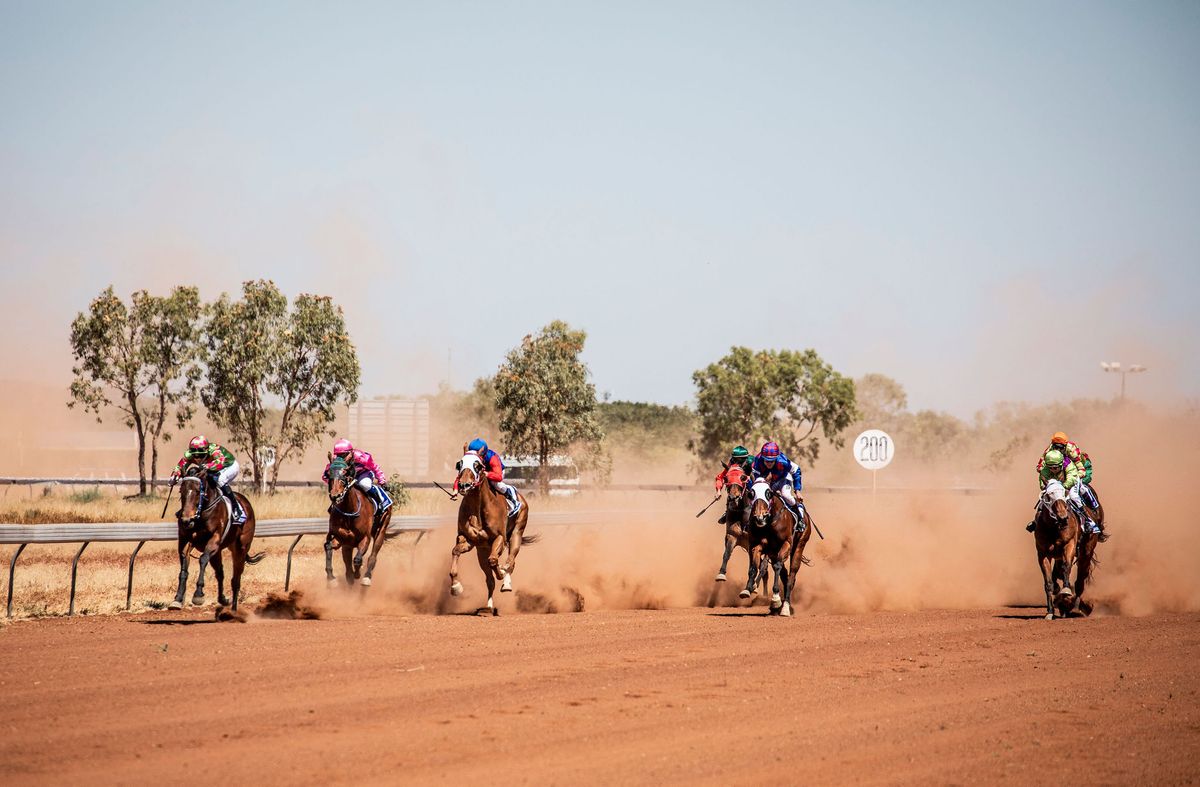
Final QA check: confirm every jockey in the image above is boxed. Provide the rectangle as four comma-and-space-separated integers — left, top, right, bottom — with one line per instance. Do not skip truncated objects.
1026, 448, 1087, 532
323, 438, 392, 522
714, 445, 754, 525
460, 438, 522, 517
1038, 431, 1102, 513
750, 441, 805, 521
171, 436, 246, 525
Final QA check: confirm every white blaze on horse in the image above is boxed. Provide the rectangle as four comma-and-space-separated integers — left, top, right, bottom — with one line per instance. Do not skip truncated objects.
447, 451, 537, 615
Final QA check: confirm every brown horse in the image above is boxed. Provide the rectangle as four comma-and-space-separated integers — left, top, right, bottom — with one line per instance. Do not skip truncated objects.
740, 479, 813, 617
714, 465, 766, 591
1032, 480, 1081, 620
447, 451, 537, 614
324, 454, 391, 587
1072, 487, 1107, 616
170, 464, 264, 611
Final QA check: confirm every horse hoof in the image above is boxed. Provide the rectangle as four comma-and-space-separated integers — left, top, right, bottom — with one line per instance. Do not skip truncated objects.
770, 594, 782, 609
501, 575, 513, 592
738, 590, 752, 599
218, 596, 230, 607
327, 578, 338, 588
715, 573, 727, 582
450, 581, 464, 597
191, 595, 205, 606
360, 577, 372, 587
167, 600, 182, 610
781, 602, 792, 617
1045, 613, 1055, 620
1079, 599, 1094, 616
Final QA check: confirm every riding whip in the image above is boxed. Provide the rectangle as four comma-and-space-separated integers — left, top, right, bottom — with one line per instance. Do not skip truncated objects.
160, 478, 176, 519
433, 480, 458, 500
695, 493, 722, 518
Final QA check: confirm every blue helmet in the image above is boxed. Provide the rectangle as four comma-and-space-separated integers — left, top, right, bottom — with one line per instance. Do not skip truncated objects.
467, 438, 488, 454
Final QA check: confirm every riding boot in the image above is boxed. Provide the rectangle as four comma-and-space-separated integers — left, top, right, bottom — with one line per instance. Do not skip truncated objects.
369, 485, 392, 513
504, 486, 522, 517
222, 484, 246, 524
1025, 521, 1036, 532
717, 513, 728, 525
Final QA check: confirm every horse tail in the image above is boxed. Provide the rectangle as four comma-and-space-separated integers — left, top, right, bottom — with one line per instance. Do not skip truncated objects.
245, 551, 267, 565
520, 533, 541, 546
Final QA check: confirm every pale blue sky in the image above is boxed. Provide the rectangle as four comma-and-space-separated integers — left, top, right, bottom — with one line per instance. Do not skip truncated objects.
2, 1, 1197, 415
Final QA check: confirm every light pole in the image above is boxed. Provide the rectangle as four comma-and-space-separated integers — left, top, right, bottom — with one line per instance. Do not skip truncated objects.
1100, 362, 1147, 402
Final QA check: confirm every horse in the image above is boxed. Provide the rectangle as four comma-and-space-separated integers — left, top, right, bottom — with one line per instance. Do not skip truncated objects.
739, 478, 813, 616
1032, 480, 1082, 620
447, 451, 537, 614
324, 453, 391, 588
714, 465, 767, 592
1072, 485, 1107, 616
170, 464, 264, 611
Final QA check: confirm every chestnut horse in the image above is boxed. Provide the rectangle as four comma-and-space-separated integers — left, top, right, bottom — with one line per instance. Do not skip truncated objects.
448, 452, 537, 614
714, 464, 766, 591
739, 478, 813, 617
170, 464, 264, 611
1032, 480, 1082, 619
324, 454, 391, 587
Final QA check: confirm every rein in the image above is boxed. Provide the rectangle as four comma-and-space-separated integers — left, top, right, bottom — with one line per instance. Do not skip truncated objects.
329, 486, 364, 518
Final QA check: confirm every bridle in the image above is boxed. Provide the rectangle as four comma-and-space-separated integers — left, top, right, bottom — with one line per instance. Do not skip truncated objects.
456, 454, 484, 493
749, 480, 773, 528
179, 473, 221, 526
327, 460, 363, 517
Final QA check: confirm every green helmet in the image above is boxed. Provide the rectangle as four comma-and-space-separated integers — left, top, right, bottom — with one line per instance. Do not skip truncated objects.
1044, 449, 1064, 469
730, 445, 750, 462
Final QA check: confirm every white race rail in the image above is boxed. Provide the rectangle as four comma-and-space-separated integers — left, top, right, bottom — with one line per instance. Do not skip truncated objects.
0, 512, 607, 617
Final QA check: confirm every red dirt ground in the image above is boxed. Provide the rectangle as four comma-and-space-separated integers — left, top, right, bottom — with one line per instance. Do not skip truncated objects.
1, 607, 1197, 785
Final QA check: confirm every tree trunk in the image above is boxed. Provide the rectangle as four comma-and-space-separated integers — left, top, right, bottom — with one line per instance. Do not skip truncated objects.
270, 455, 282, 496
538, 433, 550, 497
129, 394, 147, 496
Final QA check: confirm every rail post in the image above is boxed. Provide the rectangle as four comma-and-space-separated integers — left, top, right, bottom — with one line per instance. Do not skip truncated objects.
68, 541, 90, 616
284, 534, 304, 591
125, 540, 146, 611
7, 543, 27, 618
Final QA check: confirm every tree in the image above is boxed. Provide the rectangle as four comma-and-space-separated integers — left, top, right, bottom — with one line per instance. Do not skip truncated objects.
854, 373, 908, 427
138, 287, 204, 487
202, 281, 360, 492
691, 347, 857, 466
493, 321, 603, 495
68, 286, 203, 496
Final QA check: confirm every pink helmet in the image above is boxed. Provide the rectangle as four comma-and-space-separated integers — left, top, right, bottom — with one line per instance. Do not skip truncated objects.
333, 438, 354, 455
188, 436, 210, 452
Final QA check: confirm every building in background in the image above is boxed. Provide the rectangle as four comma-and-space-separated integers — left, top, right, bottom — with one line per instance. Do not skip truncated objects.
347, 397, 431, 479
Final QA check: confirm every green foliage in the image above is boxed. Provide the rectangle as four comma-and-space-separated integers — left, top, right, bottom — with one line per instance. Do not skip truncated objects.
597, 401, 697, 457
68, 286, 203, 494
202, 280, 360, 492
68, 487, 104, 504
691, 347, 857, 466
383, 473, 411, 508
493, 321, 603, 494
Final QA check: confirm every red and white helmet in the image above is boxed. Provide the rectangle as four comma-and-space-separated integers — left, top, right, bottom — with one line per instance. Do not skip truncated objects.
188, 436, 210, 452
333, 438, 354, 455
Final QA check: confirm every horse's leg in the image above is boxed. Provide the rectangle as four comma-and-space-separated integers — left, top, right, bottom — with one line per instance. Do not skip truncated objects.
341, 544, 355, 585
170, 534, 189, 610
352, 529, 370, 581
476, 550, 498, 615
741, 543, 761, 599
1057, 538, 1079, 614
230, 546, 246, 611
1074, 539, 1094, 616
501, 512, 528, 592
192, 545, 211, 606
486, 532, 507, 581
324, 534, 337, 585
449, 534, 473, 596
1039, 553, 1055, 620
211, 546, 228, 607
769, 554, 784, 613
362, 527, 387, 588
717, 530, 736, 581
777, 550, 792, 617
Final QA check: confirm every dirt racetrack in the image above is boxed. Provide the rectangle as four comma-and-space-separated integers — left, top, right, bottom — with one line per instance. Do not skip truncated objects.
1, 606, 1197, 785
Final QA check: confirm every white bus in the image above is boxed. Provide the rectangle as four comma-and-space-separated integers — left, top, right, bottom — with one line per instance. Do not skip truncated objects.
500, 455, 580, 496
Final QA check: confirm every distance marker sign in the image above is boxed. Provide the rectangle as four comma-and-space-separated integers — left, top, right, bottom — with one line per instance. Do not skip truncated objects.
854, 429, 894, 471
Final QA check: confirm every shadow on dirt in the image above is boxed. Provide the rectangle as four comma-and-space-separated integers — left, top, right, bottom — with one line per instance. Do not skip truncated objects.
140, 618, 217, 626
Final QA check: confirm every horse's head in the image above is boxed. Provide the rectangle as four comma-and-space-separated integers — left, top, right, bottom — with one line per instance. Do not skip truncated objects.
724, 466, 748, 508
1041, 480, 1069, 521
327, 453, 352, 503
455, 452, 486, 493
749, 478, 772, 528
178, 463, 207, 523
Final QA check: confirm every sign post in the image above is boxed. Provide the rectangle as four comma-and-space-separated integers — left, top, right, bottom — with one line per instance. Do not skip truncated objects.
853, 429, 895, 503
